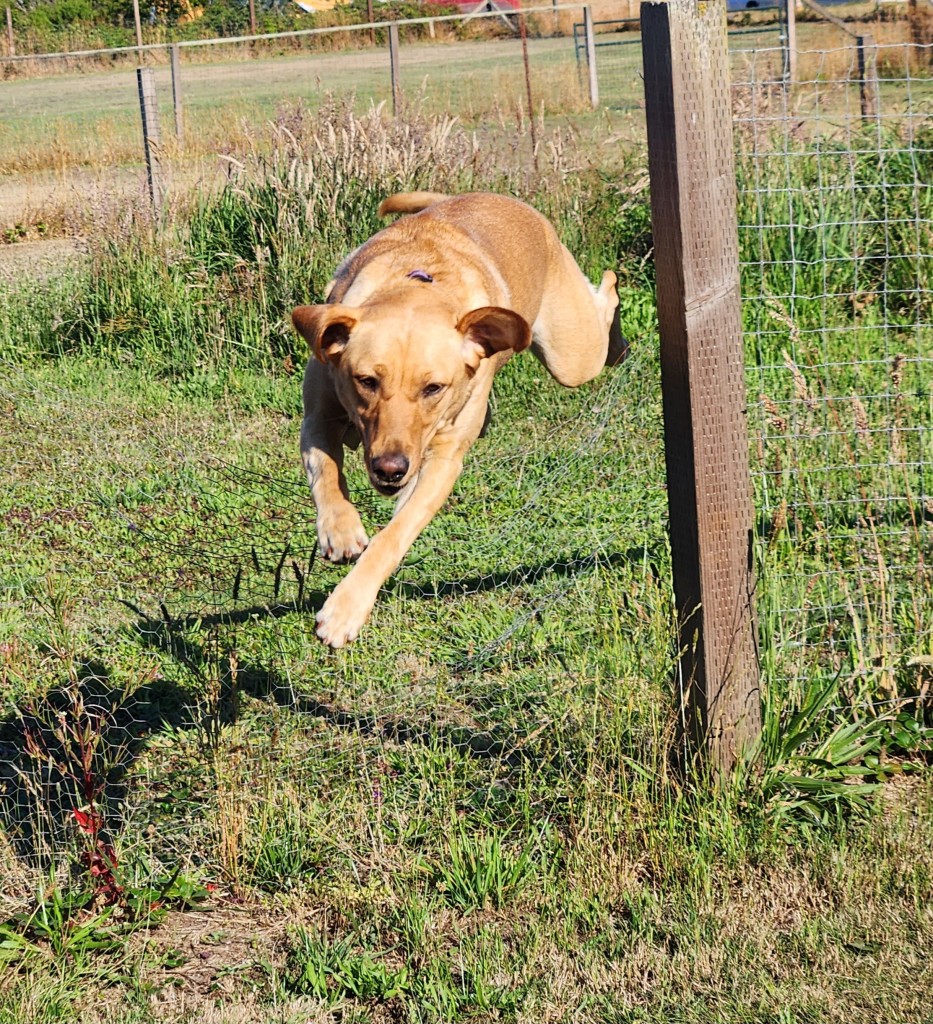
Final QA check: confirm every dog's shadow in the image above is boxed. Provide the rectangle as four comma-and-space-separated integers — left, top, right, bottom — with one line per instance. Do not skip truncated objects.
392, 548, 651, 601
127, 597, 535, 766
1, 546, 658, 866
0, 665, 196, 864
128, 544, 658, 749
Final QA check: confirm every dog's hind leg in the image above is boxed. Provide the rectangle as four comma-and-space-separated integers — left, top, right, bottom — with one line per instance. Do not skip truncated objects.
531, 246, 622, 387
603, 272, 629, 367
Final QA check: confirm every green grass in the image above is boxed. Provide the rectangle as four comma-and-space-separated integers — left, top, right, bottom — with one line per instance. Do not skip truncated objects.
0, 100, 931, 1022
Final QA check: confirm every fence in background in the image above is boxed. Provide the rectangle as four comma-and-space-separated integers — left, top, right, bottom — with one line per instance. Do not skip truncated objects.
4, 2, 921, 183
0, 5, 602, 188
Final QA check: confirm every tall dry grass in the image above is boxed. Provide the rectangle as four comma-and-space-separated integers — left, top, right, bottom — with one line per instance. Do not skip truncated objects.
7, 97, 642, 373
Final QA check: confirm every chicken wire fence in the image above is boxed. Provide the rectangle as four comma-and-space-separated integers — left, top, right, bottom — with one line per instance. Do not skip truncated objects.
0, 348, 661, 869
2, 11, 932, 878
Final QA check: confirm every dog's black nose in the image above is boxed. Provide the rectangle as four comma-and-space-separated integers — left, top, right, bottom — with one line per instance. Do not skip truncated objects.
371, 454, 409, 484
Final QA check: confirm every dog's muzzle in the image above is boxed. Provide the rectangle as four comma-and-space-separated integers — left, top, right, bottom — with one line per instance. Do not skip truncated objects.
370, 453, 410, 494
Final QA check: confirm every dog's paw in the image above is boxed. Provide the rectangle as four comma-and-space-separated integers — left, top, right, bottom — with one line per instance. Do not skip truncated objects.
315, 581, 374, 648
316, 506, 369, 563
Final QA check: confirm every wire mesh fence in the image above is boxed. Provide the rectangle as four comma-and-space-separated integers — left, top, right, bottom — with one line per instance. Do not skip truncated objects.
733, 38, 933, 712
1, 62, 146, 176
0, 11, 593, 190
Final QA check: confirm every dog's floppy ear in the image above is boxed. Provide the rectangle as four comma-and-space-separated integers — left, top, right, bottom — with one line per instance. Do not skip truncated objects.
292, 304, 360, 364
456, 307, 532, 370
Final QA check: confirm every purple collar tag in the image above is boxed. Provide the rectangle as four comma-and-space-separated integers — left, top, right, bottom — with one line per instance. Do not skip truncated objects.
406, 269, 434, 283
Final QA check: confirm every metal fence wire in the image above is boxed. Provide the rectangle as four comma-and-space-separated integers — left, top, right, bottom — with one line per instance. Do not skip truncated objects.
732, 39, 933, 707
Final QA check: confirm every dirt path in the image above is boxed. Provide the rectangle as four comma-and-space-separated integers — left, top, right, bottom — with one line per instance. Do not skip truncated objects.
0, 236, 86, 279
0, 162, 154, 223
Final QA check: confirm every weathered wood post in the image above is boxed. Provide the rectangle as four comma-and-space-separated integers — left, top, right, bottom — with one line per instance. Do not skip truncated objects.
5, 7, 14, 58
136, 67, 164, 214
132, 0, 143, 57
170, 43, 184, 145
856, 33, 879, 121
583, 6, 599, 108
388, 22, 400, 115
518, 10, 538, 160
641, 0, 761, 775
783, 0, 797, 85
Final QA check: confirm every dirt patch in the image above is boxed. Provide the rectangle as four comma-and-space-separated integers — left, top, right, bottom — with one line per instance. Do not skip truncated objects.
0, 163, 223, 280
0, 237, 86, 281
0, 168, 139, 227
88, 902, 291, 1023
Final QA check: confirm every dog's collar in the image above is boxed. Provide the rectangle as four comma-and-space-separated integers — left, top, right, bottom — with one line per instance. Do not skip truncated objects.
406, 269, 434, 283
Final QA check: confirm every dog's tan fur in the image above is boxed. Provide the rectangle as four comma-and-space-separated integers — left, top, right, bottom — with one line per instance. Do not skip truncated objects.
292, 191, 623, 647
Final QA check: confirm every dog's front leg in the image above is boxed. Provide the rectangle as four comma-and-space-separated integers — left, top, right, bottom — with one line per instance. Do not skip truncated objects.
301, 357, 370, 563
301, 416, 370, 564
315, 450, 464, 648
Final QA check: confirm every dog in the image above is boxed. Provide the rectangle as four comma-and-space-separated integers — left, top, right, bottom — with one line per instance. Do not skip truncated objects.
292, 191, 625, 647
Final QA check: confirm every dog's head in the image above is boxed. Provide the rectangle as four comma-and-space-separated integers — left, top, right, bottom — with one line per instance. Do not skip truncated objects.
293, 298, 531, 496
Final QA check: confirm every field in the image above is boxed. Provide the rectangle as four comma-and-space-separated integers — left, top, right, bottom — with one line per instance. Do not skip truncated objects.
1, 13, 933, 1024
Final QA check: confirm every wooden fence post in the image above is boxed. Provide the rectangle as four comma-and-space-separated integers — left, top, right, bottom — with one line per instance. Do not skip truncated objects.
583, 6, 599, 108
518, 11, 538, 160
132, 0, 143, 56
5, 7, 13, 58
136, 67, 164, 214
388, 22, 400, 115
857, 33, 879, 121
783, 0, 797, 85
640, 0, 761, 776
170, 43, 184, 145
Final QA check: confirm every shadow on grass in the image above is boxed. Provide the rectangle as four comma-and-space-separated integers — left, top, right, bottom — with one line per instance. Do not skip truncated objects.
128, 601, 526, 766
125, 545, 661, 630
122, 546, 659, 769
391, 548, 656, 600
0, 666, 197, 864
0, 545, 660, 865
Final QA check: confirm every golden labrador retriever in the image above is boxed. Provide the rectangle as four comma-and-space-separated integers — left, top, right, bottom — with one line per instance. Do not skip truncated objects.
292, 191, 624, 647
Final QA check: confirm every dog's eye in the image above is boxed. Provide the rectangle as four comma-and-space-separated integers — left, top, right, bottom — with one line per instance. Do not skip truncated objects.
422, 383, 445, 398
356, 376, 379, 393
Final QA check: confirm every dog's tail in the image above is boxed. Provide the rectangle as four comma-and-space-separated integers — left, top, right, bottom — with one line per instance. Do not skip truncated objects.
378, 191, 449, 218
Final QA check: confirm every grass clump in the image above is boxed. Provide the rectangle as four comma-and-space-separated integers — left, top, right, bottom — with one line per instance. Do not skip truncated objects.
14, 96, 653, 384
